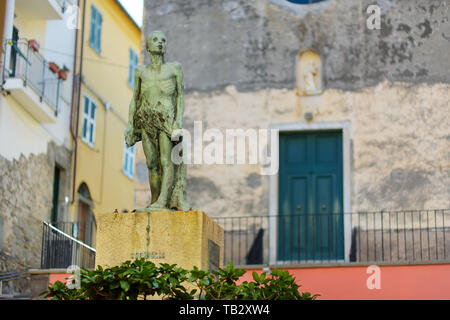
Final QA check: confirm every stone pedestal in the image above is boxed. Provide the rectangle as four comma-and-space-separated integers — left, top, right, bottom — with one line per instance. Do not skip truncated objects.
95, 211, 224, 271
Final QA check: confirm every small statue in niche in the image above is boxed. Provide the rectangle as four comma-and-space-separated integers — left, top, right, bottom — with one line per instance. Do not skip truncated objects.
303, 60, 319, 94
297, 50, 321, 96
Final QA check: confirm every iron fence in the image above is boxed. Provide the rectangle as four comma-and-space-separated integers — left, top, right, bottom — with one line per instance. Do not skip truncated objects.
0, 270, 30, 297
41, 222, 96, 269
2, 39, 62, 114
50, 220, 97, 248
214, 209, 450, 266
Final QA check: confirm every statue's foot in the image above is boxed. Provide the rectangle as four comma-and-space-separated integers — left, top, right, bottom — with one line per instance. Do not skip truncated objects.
134, 201, 170, 213
149, 200, 167, 209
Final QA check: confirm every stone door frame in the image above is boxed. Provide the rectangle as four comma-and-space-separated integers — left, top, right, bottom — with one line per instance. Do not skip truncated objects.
268, 121, 352, 265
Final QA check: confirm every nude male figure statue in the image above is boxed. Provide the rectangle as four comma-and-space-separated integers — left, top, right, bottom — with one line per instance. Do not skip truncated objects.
125, 30, 189, 212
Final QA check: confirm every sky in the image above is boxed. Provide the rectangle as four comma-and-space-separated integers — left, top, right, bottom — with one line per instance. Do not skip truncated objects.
118, 0, 144, 27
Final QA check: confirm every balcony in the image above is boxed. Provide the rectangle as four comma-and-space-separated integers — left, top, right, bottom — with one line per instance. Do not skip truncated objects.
2, 39, 63, 123
14, 0, 75, 20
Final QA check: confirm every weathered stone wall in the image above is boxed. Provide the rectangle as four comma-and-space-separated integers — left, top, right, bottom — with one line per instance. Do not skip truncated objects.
144, 0, 450, 92
178, 81, 448, 216
0, 142, 71, 294
138, 0, 450, 217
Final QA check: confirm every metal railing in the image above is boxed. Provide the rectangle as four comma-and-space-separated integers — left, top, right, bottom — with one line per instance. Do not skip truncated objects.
2, 39, 62, 114
214, 209, 450, 266
41, 222, 96, 269
0, 270, 30, 297
50, 220, 97, 248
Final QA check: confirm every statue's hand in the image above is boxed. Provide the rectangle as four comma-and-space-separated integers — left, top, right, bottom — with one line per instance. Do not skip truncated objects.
125, 126, 135, 147
172, 121, 182, 132
171, 122, 183, 141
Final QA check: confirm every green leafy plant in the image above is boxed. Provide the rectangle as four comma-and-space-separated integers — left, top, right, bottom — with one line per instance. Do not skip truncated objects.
42, 259, 318, 300
190, 261, 319, 300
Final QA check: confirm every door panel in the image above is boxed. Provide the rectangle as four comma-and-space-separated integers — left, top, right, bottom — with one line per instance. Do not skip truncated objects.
286, 136, 308, 164
314, 174, 334, 259
278, 175, 309, 260
278, 131, 344, 261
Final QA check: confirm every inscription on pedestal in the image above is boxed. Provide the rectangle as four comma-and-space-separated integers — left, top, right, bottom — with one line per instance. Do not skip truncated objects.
131, 251, 166, 260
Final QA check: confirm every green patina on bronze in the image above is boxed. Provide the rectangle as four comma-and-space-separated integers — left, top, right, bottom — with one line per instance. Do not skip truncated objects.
125, 31, 189, 212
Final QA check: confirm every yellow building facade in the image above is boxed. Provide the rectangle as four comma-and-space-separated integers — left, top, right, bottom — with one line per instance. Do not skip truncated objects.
70, 0, 141, 243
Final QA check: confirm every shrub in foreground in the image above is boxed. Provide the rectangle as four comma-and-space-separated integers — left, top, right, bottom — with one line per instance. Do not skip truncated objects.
42, 259, 318, 300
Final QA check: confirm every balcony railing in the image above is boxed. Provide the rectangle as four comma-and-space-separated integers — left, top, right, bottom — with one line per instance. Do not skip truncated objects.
214, 209, 450, 267
41, 222, 96, 269
2, 39, 62, 115
50, 220, 97, 248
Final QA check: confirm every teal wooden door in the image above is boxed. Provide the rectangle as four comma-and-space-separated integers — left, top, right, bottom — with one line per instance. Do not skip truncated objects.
278, 131, 344, 261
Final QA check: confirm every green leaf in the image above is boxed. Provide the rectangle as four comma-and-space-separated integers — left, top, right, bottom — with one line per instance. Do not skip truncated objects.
110, 282, 120, 290
120, 280, 130, 292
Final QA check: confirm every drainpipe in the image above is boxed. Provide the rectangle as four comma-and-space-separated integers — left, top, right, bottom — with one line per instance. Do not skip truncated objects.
70, 0, 86, 204
2, 0, 15, 75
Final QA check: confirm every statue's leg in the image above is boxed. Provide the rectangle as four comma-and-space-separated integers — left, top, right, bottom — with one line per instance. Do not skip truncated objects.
151, 131, 174, 209
141, 130, 161, 205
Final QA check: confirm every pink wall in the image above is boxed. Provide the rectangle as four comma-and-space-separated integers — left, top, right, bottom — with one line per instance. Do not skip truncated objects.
241, 264, 450, 300
49, 273, 70, 285
47, 264, 450, 300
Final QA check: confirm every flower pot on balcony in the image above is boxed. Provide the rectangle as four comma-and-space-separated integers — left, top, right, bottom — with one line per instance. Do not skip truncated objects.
28, 39, 40, 52
49, 62, 59, 73
58, 70, 68, 81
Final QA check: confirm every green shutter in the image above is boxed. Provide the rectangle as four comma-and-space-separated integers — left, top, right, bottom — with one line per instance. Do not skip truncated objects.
96, 11, 102, 53
129, 49, 138, 88
129, 49, 134, 87
89, 5, 102, 53
89, 5, 96, 48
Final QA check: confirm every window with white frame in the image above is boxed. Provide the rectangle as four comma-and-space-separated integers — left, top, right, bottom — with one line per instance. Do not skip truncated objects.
81, 95, 97, 147
128, 48, 138, 89
123, 144, 135, 179
89, 4, 103, 54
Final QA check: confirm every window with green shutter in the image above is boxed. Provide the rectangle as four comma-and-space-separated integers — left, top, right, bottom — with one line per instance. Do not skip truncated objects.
123, 143, 135, 179
81, 95, 97, 147
128, 48, 138, 89
89, 5, 103, 54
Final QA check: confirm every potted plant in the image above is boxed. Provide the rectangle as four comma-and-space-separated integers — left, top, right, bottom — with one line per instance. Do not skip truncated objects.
28, 39, 40, 52
49, 62, 59, 73
58, 65, 70, 81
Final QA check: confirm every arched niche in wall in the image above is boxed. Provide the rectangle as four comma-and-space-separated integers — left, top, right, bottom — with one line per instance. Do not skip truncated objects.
296, 50, 322, 96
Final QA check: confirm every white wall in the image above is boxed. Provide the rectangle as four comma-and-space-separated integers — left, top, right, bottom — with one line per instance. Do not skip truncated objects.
0, 95, 51, 160
41, 14, 77, 150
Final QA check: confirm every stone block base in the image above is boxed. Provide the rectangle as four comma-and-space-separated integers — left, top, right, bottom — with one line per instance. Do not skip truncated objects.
95, 211, 224, 271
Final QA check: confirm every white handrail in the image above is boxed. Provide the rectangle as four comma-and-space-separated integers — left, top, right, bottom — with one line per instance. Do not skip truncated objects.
44, 221, 96, 252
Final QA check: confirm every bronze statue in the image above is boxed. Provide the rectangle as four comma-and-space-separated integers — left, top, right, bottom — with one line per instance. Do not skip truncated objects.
125, 31, 189, 212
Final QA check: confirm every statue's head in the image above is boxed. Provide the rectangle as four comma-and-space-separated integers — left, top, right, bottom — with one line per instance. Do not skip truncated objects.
146, 30, 167, 55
